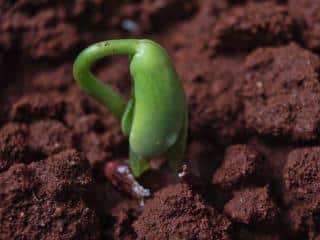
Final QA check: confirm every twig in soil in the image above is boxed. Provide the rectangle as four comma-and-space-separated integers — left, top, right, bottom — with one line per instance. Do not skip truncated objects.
104, 160, 150, 200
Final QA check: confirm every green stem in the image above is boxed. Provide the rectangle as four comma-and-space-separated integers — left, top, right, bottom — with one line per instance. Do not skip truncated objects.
73, 39, 139, 120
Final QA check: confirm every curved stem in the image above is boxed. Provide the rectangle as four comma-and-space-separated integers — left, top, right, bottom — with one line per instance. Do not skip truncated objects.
73, 39, 139, 120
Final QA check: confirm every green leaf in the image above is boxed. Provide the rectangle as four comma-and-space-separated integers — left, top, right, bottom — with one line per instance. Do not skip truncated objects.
121, 99, 134, 136
129, 148, 150, 177
167, 109, 188, 174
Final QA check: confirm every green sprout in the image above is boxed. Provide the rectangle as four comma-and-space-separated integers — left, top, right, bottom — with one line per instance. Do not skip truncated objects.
73, 39, 187, 177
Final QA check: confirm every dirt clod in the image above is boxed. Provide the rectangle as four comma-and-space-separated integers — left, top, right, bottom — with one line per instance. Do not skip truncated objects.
133, 183, 232, 240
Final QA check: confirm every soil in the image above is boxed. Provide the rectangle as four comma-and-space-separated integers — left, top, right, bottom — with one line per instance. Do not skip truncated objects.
1, 0, 320, 239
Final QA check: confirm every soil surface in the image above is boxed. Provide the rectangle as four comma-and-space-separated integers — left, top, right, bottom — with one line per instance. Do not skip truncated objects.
1, 0, 320, 239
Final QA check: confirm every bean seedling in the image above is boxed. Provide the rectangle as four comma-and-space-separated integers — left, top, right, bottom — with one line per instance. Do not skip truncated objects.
73, 39, 187, 177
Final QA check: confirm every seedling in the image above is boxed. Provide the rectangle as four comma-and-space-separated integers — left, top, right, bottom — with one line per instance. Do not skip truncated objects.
73, 39, 187, 177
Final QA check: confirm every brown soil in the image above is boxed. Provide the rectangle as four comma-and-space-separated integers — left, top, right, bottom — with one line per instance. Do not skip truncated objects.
1, 0, 320, 239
